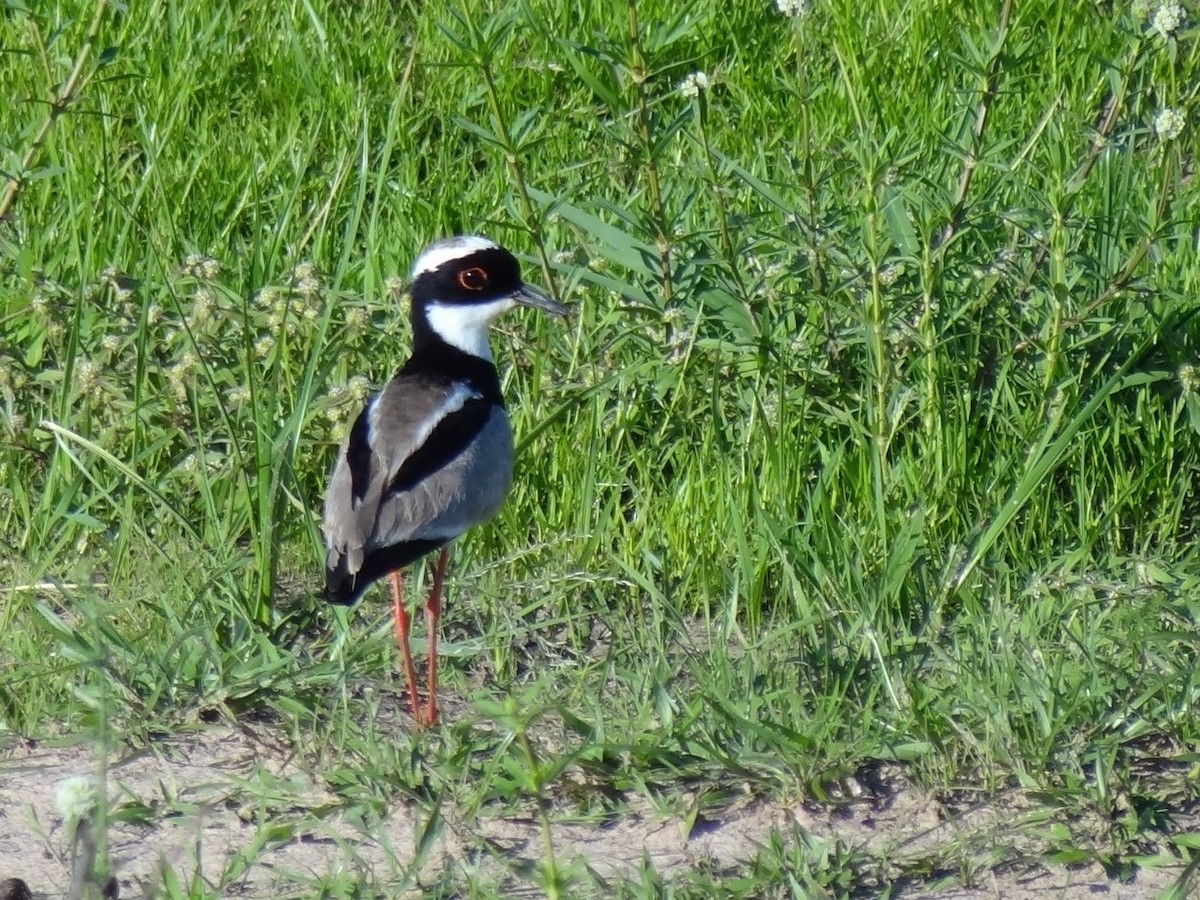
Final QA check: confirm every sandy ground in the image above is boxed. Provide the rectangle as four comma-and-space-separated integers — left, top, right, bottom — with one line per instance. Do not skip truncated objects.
0, 725, 1192, 898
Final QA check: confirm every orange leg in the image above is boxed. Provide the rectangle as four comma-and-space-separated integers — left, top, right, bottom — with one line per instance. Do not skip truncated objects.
423, 547, 450, 726
389, 570, 423, 725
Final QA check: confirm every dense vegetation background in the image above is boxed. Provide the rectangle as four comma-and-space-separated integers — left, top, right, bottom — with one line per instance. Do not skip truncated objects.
1, 0, 1198, 894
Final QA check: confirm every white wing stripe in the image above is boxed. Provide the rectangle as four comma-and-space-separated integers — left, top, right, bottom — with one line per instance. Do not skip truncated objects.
368, 383, 483, 479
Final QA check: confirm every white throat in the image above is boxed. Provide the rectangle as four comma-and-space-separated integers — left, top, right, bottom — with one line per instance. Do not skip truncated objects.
425, 299, 514, 360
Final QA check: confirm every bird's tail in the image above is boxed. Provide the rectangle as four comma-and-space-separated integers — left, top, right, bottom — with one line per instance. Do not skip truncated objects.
323, 558, 365, 605
322, 538, 448, 605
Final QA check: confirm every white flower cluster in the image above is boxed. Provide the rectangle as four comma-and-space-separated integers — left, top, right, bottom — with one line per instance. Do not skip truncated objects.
293, 261, 322, 300
189, 286, 215, 329
1154, 106, 1185, 141
776, 0, 811, 17
73, 358, 100, 392
1152, 1, 1187, 36
344, 306, 370, 333
181, 253, 222, 280
227, 384, 252, 408
324, 375, 373, 424
678, 71, 711, 99
55, 774, 99, 824
1180, 363, 1199, 395
168, 349, 199, 401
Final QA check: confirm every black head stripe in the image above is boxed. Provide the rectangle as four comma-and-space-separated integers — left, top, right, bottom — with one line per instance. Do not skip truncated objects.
410, 247, 522, 306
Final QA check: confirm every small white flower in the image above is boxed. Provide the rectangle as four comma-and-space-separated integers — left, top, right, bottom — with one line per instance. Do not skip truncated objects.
30, 292, 50, 316
293, 261, 318, 282
227, 385, 251, 407
985, 248, 1017, 277
384, 275, 405, 296
678, 71, 711, 99
1180, 363, 1199, 395
73, 359, 99, 392
324, 377, 371, 424
56, 774, 99, 824
168, 372, 187, 403
181, 252, 220, 278
776, 0, 811, 17
344, 307, 369, 332
667, 328, 693, 364
667, 345, 689, 365
295, 276, 321, 299
200, 257, 222, 280
1154, 106, 1185, 141
1152, 1, 1186, 36
348, 375, 371, 405
255, 335, 275, 359
190, 287, 214, 328
146, 304, 164, 326
551, 250, 575, 265
878, 264, 899, 287
101, 334, 122, 354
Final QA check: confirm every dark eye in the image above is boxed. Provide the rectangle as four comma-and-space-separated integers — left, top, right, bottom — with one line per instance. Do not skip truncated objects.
457, 267, 489, 291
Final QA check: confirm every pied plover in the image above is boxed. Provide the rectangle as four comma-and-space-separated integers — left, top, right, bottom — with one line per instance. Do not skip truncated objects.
322, 235, 569, 726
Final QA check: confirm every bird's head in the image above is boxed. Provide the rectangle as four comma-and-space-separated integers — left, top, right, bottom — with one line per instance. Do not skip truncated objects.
408, 236, 569, 360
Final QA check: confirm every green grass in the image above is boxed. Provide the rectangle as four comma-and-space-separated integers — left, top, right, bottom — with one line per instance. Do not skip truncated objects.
2, 0, 1199, 896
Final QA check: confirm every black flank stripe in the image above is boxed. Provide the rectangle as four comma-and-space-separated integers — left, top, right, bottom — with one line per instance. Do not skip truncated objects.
385, 397, 495, 496
346, 404, 374, 504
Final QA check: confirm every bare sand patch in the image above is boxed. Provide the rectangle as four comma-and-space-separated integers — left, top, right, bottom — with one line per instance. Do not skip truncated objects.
0, 728, 1190, 898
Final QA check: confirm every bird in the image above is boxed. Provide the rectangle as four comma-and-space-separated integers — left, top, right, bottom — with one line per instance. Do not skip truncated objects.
321, 235, 569, 727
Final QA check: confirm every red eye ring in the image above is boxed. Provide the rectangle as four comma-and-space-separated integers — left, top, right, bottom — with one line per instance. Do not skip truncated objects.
457, 266, 489, 291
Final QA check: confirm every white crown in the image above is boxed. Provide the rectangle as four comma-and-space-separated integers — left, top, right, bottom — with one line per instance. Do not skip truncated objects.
411, 235, 500, 278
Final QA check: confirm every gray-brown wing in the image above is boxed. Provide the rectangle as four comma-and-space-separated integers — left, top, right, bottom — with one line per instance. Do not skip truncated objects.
322, 375, 513, 602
